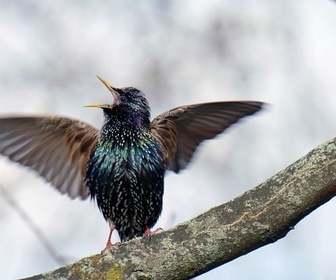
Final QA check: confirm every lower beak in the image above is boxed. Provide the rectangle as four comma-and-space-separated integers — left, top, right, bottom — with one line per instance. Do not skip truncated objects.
84, 104, 105, 108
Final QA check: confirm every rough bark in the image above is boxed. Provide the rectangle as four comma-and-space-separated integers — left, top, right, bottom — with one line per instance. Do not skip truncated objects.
22, 137, 336, 280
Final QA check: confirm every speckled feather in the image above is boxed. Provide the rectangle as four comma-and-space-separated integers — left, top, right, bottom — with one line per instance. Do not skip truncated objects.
0, 77, 263, 244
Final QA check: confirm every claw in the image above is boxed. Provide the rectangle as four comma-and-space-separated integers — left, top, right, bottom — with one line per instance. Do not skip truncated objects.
101, 240, 120, 254
144, 226, 163, 237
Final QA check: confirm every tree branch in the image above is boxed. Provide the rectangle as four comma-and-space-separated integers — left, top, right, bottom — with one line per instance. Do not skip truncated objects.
23, 137, 336, 280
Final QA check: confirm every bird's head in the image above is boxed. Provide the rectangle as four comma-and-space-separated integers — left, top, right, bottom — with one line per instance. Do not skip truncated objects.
86, 76, 151, 126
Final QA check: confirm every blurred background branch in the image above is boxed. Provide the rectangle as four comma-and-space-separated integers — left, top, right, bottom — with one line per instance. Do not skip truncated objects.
0, 185, 68, 266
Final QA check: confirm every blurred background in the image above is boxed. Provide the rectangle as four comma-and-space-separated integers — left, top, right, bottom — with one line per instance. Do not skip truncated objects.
0, 0, 336, 279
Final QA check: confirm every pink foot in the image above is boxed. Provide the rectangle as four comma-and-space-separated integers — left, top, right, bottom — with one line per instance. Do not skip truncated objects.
101, 221, 120, 254
144, 226, 163, 237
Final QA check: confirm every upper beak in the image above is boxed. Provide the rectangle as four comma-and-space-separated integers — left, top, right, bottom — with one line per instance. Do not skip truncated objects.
96, 75, 121, 105
84, 76, 121, 108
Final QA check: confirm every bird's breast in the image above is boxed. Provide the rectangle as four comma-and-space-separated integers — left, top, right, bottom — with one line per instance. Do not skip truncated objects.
85, 129, 165, 200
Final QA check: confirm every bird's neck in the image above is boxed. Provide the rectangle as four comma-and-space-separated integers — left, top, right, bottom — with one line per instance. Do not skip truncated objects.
104, 107, 150, 130
104, 113, 150, 133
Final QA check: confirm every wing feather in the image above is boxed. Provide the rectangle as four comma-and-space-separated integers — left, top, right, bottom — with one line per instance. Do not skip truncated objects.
0, 116, 99, 199
151, 101, 263, 172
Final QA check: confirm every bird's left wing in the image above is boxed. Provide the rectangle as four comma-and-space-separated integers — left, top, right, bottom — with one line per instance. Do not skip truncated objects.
150, 101, 263, 173
0, 116, 99, 199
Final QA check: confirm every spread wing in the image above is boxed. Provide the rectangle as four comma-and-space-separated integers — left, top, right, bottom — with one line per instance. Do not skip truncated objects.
0, 116, 99, 199
150, 101, 263, 173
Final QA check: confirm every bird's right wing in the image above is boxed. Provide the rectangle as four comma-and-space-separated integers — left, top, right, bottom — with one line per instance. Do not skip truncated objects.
0, 116, 99, 199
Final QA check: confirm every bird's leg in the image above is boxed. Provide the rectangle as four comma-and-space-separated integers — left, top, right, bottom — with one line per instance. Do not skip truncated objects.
101, 221, 120, 254
143, 225, 163, 237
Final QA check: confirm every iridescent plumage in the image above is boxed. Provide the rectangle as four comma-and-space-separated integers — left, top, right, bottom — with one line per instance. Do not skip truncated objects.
86, 87, 165, 241
0, 76, 263, 250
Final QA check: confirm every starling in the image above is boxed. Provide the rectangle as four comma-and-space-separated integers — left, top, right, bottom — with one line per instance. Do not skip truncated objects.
0, 76, 263, 252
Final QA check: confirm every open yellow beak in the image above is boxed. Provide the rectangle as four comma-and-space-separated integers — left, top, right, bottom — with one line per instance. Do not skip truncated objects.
85, 76, 121, 108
